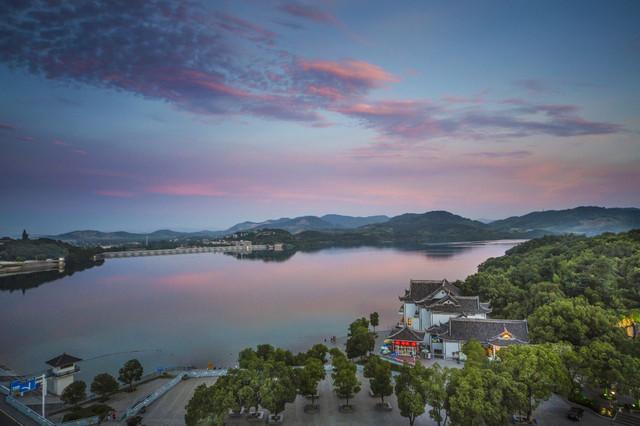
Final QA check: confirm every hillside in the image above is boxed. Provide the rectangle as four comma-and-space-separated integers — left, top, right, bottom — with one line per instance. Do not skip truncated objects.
50, 229, 223, 245
294, 211, 527, 248
0, 237, 103, 267
488, 206, 640, 236
462, 229, 640, 319
47, 206, 639, 246
225, 214, 389, 234
49, 214, 390, 244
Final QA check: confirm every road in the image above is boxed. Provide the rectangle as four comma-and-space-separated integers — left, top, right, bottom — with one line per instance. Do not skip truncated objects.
0, 398, 37, 426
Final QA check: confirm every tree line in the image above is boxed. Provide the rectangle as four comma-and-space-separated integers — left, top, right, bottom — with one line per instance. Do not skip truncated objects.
462, 230, 640, 412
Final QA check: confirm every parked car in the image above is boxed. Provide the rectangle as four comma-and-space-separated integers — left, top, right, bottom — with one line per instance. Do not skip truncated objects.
567, 407, 584, 421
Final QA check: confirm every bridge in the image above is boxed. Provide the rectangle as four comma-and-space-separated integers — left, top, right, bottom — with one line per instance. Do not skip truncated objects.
95, 244, 269, 260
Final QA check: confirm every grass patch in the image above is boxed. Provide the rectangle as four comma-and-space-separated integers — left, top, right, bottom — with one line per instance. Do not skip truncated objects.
62, 404, 113, 422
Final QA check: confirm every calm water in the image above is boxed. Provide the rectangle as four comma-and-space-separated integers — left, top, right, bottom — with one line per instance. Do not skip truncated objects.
0, 241, 519, 381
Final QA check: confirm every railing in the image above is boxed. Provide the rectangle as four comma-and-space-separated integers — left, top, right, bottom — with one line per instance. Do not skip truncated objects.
58, 415, 100, 426
5, 395, 56, 426
121, 369, 231, 420
123, 374, 184, 420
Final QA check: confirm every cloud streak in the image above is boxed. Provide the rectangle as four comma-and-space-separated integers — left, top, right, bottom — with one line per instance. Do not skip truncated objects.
333, 98, 622, 141
278, 2, 338, 25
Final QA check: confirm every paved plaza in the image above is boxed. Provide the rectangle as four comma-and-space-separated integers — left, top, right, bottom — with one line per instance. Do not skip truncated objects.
137, 371, 610, 426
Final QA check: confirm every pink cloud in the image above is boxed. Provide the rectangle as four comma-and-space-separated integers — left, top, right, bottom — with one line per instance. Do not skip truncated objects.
298, 59, 398, 89
0, 122, 15, 131
53, 139, 70, 146
148, 183, 226, 197
278, 2, 338, 25
17, 135, 34, 142
96, 190, 135, 198
306, 85, 344, 100
72, 149, 88, 155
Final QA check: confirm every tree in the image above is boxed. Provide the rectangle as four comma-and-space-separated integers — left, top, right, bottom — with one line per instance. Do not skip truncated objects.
528, 297, 616, 346
395, 365, 426, 426
185, 381, 234, 426
370, 312, 380, 334
21, 229, 29, 240
578, 340, 626, 395
397, 386, 425, 426
446, 366, 525, 426
61, 381, 86, 406
363, 356, 393, 406
331, 354, 360, 408
259, 362, 297, 420
498, 344, 569, 421
238, 347, 261, 369
423, 364, 449, 426
118, 359, 143, 391
346, 319, 375, 360
306, 343, 329, 364
91, 373, 119, 401
296, 357, 326, 408
462, 339, 486, 367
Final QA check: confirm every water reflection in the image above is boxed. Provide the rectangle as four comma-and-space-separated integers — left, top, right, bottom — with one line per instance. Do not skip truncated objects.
0, 242, 519, 381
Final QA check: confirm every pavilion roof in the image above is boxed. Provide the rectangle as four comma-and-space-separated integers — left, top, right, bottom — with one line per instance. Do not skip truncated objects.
45, 353, 82, 367
436, 318, 529, 346
387, 327, 425, 342
400, 279, 460, 302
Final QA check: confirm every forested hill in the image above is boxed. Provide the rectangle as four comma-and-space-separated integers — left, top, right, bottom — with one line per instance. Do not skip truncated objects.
461, 230, 640, 405
462, 230, 640, 320
488, 206, 640, 236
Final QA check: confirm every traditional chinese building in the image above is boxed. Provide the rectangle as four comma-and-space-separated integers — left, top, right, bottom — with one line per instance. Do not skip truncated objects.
45, 353, 82, 396
387, 279, 528, 360
387, 327, 425, 357
427, 317, 529, 359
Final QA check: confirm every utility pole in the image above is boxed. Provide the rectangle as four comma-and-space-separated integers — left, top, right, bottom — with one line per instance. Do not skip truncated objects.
39, 373, 47, 418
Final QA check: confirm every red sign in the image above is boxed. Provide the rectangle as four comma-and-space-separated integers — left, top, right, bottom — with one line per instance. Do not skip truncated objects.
394, 340, 417, 347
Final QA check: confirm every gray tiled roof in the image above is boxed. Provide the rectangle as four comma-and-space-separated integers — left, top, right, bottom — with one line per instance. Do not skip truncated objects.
387, 327, 426, 342
425, 295, 486, 314
46, 353, 82, 367
400, 279, 460, 302
437, 318, 529, 345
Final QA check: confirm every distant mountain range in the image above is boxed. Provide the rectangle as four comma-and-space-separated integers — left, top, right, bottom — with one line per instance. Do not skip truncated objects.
488, 206, 640, 236
46, 207, 640, 245
48, 214, 390, 244
225, 214, 389, 234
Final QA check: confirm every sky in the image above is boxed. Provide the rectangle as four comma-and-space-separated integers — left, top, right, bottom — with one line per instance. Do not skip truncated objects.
1, 0, 639, 235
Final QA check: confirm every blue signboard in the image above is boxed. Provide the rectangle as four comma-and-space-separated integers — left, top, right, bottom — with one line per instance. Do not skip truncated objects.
10, 378, 38, 394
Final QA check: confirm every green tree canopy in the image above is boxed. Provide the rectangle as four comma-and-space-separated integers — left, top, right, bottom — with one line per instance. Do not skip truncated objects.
346, 318, 375, 360
118, 359, 143, 391
363, 356, 393, 406
461, 339, 486, 368
296, 357, 326, 407
528, 297, 617, 346
90, 373, 118, 400
184, 380, 234, 426
497, 344, 570, 420
331, 354, 360, 407
61, 381, 86, 406
423, 364, 450, 426
369, 312, 380, 333
395, 364, 427, 426
446, 366, 525, 426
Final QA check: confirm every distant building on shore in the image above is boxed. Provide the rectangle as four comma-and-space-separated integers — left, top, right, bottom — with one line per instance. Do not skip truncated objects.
387, 279, 528, 360
45, 353, 82, 396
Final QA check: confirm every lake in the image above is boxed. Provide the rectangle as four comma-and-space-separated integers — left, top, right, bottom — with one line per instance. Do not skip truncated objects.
0, 241, 520, 382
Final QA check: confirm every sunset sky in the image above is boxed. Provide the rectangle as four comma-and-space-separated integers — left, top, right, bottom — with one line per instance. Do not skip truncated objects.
1, 0, 639, 235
